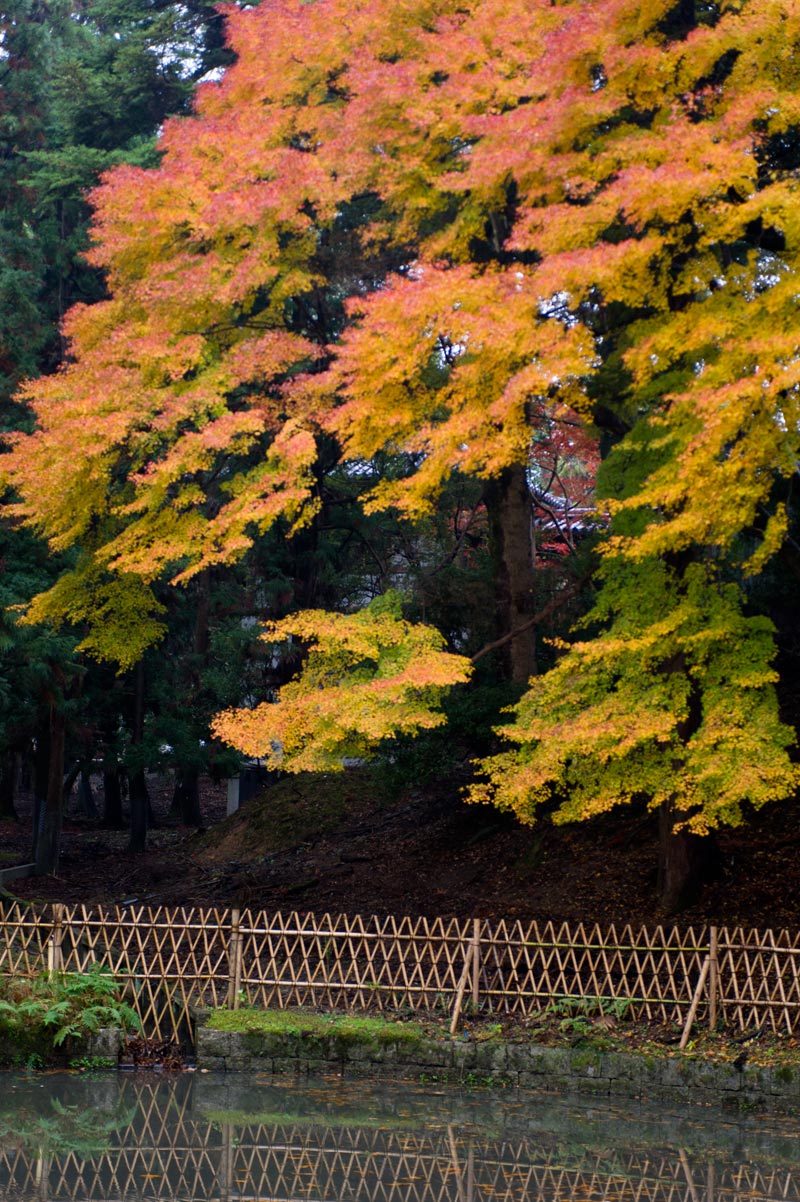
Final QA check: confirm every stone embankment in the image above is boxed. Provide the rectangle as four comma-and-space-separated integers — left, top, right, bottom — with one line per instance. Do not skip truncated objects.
195, 1017, 800, 1113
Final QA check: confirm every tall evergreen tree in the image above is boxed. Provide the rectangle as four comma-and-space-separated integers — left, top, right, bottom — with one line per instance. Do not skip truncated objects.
0, 0, 234, 866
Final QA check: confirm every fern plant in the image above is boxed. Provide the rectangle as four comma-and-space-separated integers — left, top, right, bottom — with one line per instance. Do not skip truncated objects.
0, 964, 140, 1063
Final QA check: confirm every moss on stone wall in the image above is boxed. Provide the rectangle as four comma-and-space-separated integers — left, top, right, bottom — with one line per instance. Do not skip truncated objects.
196, 1008, 800, 1115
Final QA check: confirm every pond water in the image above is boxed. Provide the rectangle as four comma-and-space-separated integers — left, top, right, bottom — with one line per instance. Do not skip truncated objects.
0, 1071, 796, 1202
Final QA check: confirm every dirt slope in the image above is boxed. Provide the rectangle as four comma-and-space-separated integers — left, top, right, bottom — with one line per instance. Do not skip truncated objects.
4, 768, 800, 931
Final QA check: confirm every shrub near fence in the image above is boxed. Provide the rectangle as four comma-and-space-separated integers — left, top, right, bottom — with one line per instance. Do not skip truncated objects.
0, 903, 800, 1045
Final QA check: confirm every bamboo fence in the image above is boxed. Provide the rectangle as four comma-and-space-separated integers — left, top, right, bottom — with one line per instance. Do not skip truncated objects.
2, 902, 800, 1045
0, 1078, 796, 1202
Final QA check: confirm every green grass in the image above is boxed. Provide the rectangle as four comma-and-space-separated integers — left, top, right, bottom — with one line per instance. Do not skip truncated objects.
207, 1007, 427, 1046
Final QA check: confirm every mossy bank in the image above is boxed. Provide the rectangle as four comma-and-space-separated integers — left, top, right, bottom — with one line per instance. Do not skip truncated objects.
196, 1009, 800, 1114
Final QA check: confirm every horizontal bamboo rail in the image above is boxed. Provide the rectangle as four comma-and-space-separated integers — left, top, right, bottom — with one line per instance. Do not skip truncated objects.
1, 902, 800, 1045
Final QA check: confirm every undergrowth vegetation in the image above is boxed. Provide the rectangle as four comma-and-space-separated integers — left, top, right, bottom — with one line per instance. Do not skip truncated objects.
0, 964, 139, 1067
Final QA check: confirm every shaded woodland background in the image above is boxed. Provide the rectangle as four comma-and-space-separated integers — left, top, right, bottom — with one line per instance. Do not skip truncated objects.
4, 764, 800, 932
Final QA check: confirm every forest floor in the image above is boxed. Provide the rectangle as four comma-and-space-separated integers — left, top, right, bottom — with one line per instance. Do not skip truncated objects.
3, 765, 800, 931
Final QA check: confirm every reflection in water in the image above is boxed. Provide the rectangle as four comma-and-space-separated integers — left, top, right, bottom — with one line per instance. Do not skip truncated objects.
0, 1072, 796, 1202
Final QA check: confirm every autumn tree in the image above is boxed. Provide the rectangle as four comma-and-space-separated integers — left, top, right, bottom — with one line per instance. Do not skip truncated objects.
5, 0, 800, 905
2, 0, 593, 675
450, 0, 800, 907
213, 592, 472, 770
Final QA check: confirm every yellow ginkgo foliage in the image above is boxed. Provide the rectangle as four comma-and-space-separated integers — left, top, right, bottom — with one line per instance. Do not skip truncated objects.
212, 593, 472, 772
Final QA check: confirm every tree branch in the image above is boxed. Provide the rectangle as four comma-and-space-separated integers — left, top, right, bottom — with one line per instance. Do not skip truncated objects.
470, 580, 585, 664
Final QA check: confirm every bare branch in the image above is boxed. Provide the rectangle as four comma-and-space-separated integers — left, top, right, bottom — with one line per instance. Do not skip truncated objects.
470, 580, 585, 664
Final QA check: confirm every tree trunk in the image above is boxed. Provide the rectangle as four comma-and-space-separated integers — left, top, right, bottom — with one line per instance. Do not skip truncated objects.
127, 661, 149, 853
34, 706, 65, 876
172, 572, 210, 830
31, 718, 51, 860
147, 794, 159, 830
0, 750, 17, 820
174, 769, 203, 828
78, 768, 99, 819
62, 759, 81, 812
128, 769, 149, 853
102, 762, 124, 828
657, 800, 718, 914
484, 462, 537, 684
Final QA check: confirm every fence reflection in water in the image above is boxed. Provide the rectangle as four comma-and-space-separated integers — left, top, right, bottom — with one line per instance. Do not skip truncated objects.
0, 1075, 797, 1202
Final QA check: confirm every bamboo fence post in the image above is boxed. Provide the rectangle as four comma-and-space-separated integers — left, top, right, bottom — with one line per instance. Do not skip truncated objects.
471, 918, 481, 1012
708, 926, 718, 1032
47, 904, 63, 976
466, 1142, 475, 1202
227, 909, 242, 1008
218, 1122, 233, 1202
447, 1125, 467, 1202
35, 1153, 50, 1202
450, 937, 474, 1036
678, 1147, 700, 1202
680, 954, 711, 1049
234, 914, 244, 1008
